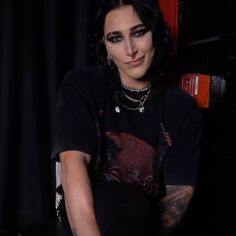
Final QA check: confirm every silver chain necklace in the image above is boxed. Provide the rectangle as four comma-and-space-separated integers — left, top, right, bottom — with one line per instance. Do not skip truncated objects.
115, 88, 151, 113
120, 83, 151, 92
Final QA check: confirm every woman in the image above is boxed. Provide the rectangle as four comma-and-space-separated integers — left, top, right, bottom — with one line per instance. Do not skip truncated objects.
51, 0, 203, 235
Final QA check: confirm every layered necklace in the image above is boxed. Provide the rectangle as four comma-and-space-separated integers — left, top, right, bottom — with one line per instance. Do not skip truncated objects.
115, 83, 151, 113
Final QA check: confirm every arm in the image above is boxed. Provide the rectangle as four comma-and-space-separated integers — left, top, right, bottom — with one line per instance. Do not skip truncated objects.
60, 150, 101, 236
156, 185, 194, 235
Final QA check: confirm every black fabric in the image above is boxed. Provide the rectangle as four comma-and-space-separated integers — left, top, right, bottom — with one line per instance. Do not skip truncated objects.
51, 66, 104, 162
0, 0, 93, 230
52, 65, 203, 190
162, 88, 203, 185
0, 1, 234, 235
93, 180, 153, 236
51, 65, 203, 234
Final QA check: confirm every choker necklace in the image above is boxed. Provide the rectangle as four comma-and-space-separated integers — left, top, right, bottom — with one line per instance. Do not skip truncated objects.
121, 83, 151, 92
115, 87, 151, 113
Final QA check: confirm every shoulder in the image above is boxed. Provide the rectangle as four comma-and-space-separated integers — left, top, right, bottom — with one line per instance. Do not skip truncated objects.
162, 86, 199, 120
59, 64, 105, 98
165, 86, 197, 109
162, 86, 202, 138
62, 64, 104, 88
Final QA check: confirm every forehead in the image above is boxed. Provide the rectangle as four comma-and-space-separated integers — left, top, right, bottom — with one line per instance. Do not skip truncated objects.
104, 5, 142, 33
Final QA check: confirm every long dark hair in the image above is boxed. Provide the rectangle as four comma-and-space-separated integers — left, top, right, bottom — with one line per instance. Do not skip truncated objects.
93, 0, 171, 97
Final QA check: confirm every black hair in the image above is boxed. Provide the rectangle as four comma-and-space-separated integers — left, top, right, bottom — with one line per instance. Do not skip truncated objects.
93, 0, 171, 97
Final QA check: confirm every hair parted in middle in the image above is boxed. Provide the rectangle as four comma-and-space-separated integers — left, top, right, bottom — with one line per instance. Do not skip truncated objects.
93, 0, 171, 96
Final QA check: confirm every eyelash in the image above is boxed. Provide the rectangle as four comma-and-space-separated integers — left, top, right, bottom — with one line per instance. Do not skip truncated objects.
107, 29, 148, 43
132, 29, 148, 37
107, 35, 123, 43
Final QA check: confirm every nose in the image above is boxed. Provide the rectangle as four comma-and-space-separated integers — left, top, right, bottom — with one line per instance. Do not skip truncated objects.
125, 38, 137, 58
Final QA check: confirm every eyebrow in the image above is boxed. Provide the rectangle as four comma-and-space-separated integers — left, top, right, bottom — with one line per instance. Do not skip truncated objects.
106, 31, 120, 39
130, 24, 145, 31
105, 24, 146, 39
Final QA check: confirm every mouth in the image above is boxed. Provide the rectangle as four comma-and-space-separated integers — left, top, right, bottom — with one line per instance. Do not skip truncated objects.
126, 55, 145, 67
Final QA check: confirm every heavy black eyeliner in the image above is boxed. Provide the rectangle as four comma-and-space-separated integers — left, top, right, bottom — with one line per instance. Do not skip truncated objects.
106, 31, 121, 40
129, 23, 145, 31
132, 28, 149, 37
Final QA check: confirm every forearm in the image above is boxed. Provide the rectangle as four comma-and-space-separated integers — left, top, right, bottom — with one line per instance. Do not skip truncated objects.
156, 185, 194, 236
60, 151, 100, 236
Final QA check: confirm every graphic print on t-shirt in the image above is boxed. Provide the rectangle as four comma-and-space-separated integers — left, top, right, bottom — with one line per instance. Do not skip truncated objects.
103, 131, 160, 194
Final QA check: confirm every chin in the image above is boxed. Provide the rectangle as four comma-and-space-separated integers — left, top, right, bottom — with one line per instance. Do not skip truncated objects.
127, 67, 149, 80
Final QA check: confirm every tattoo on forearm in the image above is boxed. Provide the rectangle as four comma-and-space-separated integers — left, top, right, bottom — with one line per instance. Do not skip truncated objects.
158, 185, 194, 232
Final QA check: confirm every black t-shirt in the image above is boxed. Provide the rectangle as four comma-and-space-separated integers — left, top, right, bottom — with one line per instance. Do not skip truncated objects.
51, 65, 203, 195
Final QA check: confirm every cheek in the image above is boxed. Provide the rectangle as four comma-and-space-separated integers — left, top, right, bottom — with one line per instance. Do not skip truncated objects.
138, 35, 154, 52
109, 47, 123, 63
143, 39, 155, 63
106, 45, 122, 65
106, 44, 113, 55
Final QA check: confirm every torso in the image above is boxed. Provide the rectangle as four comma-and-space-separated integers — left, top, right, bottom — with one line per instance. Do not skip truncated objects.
99, 89, 165, 195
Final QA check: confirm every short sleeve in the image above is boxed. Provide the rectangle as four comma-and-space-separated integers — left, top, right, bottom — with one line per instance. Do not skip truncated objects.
51, 69, 99, 162
163, 92, 203, 186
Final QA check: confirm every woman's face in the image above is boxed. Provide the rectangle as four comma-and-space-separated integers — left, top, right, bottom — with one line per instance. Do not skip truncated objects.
104, 5, 155, 88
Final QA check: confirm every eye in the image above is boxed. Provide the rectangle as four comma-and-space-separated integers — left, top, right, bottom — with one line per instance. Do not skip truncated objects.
107, 35, 123, 43
132, 28, 149, 37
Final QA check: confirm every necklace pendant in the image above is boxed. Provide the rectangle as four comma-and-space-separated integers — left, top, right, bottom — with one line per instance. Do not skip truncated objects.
139, 107, 145, 113
115, 106, 121, 113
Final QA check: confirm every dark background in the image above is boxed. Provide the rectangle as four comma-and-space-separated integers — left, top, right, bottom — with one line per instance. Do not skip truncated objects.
0, 0, 235, 235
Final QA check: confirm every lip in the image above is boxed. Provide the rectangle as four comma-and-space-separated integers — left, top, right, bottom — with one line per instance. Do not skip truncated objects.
126, 55, 145, 67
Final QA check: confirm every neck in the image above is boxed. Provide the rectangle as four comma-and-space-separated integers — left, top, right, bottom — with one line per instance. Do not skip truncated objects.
121, 82, 151, 92
120, 79, 150, 91
121, 80, 150, 90
119, 69, 150, 90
